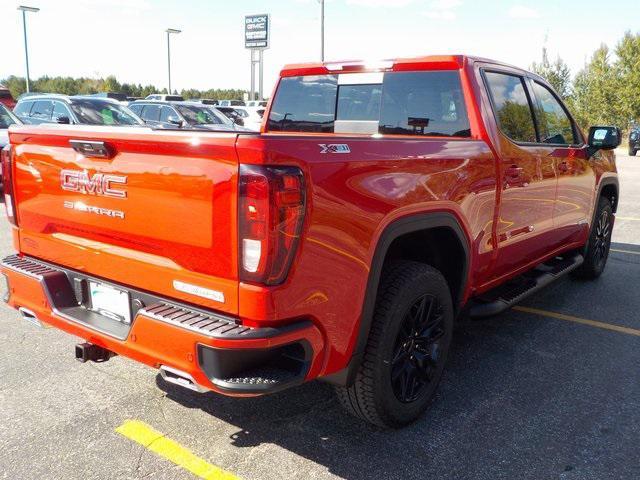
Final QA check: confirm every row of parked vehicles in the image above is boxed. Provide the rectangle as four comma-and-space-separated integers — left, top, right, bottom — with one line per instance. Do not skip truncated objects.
0, 87, 266, 132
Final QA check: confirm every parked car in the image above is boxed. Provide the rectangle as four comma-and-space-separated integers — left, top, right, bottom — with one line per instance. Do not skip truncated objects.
192, 99, 219, 106
246, 100, 267, 108
0, 86, 16, 109
13, 94, 143, 126
145, 94, 184, 101
215, 106, 246, 127
129, 100, 246, 131
218, 99, 245, 107
0, 103, 21, 193
231, 106, 265, 131
1, 55, 620, 428
629, 124, 640, 156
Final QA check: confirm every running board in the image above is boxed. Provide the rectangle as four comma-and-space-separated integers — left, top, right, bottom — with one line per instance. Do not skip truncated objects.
469, 253, 584, 318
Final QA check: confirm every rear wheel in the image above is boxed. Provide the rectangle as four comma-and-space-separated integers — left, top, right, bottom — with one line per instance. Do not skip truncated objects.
572, 196, 613, 279
335, 261, 453, 428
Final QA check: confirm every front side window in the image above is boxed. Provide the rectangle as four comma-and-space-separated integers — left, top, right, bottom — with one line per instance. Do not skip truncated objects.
141, 104, 161, 121
159, 106, 179, 123
484, 72, 537, 143
31, 100, 53, 120
129, 103, 143, 115
531, 82, 577, 145
268, 71, 471, 137
52, 102, 71, 121
176, 105, 223, 125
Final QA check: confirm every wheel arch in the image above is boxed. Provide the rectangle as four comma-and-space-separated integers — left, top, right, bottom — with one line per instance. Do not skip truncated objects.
323, 211, 471, 386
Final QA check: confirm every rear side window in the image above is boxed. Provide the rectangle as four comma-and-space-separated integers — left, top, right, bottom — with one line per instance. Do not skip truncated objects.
268, 71, 470, 137
484, 72, 536, 143
268, 75, 338, 133
32, 100, 53, 120
14, 101, 33, 117
531, 82, 577, 145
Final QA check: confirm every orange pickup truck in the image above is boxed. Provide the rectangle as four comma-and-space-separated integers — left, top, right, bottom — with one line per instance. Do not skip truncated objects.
1, 55, 621, 427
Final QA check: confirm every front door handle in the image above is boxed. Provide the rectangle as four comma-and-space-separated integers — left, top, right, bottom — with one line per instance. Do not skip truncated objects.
558, 161, 569, 173
505, 165, 524, 178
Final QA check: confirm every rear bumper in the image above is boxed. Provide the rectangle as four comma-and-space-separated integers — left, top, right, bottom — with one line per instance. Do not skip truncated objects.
1, 254, 325, 396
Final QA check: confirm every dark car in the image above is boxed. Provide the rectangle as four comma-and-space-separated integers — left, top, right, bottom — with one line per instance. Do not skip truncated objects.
0, 86, 16, 110
629, 124, 640, 156
215, 106, 246, 127
129, 100, 247, 131
0, 103, 22, 192
13, 94, 143, 126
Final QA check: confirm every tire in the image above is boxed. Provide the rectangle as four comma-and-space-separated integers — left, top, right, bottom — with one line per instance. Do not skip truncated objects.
629, 147, 637, 157
572, 196, 613, 280
335, 261, 454, 428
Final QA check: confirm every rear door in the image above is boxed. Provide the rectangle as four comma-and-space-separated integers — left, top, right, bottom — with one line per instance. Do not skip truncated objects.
10, 127, 241, 314
482, 70, 558, 280
528, 80, 594, 245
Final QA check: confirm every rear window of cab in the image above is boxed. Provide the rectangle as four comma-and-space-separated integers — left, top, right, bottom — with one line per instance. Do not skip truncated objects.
267, 71, 471, 137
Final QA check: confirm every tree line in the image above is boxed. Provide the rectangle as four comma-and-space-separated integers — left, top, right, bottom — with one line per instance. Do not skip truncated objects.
531, 31, 639, 132
0, 74, 246, 102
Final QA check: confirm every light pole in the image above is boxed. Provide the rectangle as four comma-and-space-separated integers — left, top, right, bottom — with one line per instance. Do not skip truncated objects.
318, 0, 325, 62
17, 5, 40, 93
165, 28, 181, 94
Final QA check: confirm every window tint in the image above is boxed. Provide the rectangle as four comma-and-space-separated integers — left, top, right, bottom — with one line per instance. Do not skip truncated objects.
268, 75, 338, 132
159, 106, 178, 123
69, 99, 141, 126
337, 84, 382, 121
176, 105, 223, 125
484, 72, 536, 143
379, 71, 470, 136
52, 102, 70, 121
268, 71, 470, 137
129, 103, 143, 115
31, 100, 53, 120
14, 101, 33, 117
531, 82, 576, 145
141, 104, 161, 121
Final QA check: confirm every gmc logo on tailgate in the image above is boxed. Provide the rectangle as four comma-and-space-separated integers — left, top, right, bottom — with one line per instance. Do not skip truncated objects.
60, 170, 127, 198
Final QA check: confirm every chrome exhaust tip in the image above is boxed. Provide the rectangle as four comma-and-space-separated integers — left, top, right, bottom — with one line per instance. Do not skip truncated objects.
159, 365, 208, 393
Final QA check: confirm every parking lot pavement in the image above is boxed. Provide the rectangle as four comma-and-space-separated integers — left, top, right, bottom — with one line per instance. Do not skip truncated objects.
1, 154, 639, 480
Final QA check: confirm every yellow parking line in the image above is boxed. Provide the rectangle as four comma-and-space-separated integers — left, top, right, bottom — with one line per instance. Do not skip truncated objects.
611, 248, 640, 256
616, 216, 640, 221
513, 306, 640, 337
116, 420, 239, 480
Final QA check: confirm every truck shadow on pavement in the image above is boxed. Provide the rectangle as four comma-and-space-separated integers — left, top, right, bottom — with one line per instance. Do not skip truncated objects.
154, 301, 601, 480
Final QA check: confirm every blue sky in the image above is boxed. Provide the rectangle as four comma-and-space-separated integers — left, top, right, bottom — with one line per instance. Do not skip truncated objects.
2, 0, 638, 95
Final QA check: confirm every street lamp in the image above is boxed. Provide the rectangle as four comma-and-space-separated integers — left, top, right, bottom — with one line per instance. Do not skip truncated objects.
318, 0, 325, 62
165, 28, 181, 94
17, 5, 40, 93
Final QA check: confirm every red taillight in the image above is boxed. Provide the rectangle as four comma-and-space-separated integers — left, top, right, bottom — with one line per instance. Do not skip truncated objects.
239, 164, 306, 285
1, 145, 17, 226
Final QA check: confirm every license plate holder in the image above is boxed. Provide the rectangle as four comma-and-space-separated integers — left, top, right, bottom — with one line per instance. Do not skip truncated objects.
88, 281, 131, 324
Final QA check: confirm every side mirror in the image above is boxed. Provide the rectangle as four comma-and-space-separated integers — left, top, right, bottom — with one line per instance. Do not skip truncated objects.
587, 126, 621, 157
55, 116, 70, 125
167, 117, 183, 127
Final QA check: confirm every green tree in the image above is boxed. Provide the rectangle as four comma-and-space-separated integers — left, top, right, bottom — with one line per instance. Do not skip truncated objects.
614, 31, 640, 127
530, 47, 572, 100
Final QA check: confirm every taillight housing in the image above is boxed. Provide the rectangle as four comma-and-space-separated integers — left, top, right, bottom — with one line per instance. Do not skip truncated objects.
239, 164, 306, 285
1, 145, 17, 226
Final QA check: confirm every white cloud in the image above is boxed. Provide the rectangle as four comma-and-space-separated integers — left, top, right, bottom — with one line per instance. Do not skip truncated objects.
421, 0, 462, 21
508, 5, 541, 19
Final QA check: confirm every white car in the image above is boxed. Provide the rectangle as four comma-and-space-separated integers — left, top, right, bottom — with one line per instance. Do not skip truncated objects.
232, 106, 265, 131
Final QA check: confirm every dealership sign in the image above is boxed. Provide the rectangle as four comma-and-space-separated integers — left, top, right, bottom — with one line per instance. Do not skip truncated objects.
245, 14, 270, 49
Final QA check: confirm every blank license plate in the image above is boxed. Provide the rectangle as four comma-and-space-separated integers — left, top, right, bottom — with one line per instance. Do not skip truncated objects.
89, 281, 131, 324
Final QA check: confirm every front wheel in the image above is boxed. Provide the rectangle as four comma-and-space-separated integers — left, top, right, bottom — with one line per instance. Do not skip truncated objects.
335, 261, 454, 428
572, 196, 613, 279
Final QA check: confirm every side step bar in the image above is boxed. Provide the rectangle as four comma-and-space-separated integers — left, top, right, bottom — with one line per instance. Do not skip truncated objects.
470, 253, 584, 318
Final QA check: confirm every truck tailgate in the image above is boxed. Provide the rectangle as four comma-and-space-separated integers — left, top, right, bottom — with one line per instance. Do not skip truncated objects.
9, 126, 240, 315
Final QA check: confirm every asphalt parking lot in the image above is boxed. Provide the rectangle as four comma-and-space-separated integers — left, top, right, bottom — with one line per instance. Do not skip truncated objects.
1, 153, 639, 480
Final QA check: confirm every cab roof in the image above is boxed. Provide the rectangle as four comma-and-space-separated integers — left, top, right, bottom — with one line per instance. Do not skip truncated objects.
280, 55, 527, 77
